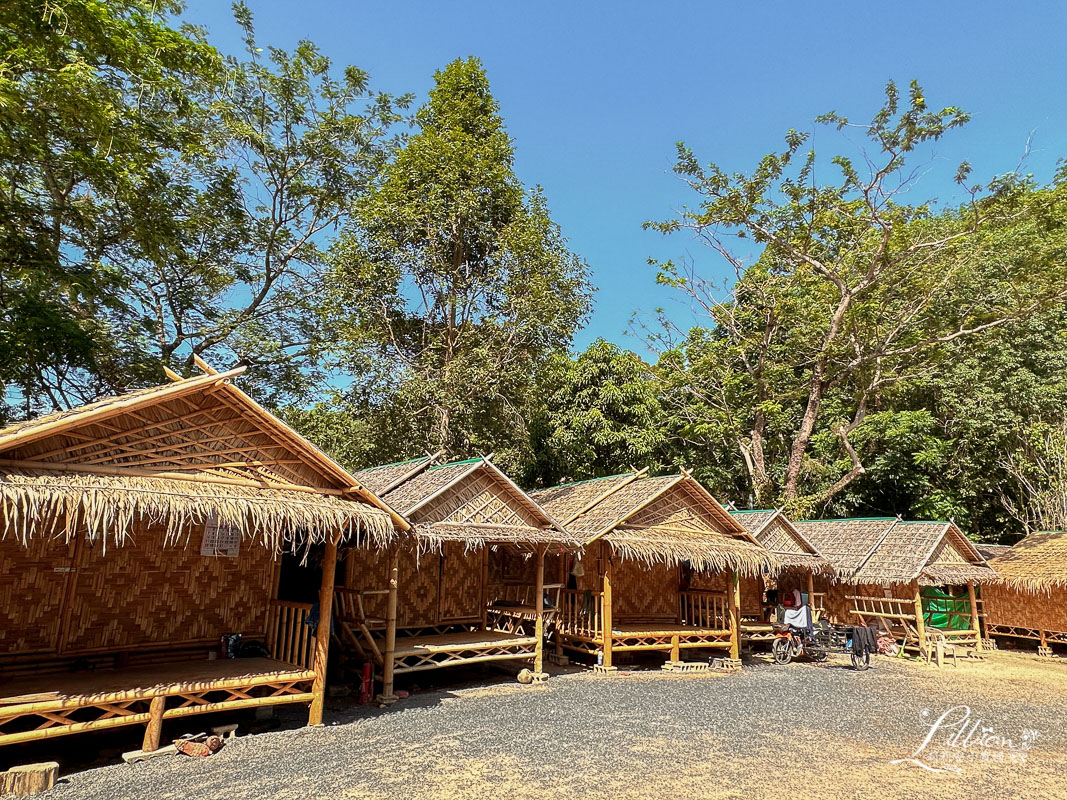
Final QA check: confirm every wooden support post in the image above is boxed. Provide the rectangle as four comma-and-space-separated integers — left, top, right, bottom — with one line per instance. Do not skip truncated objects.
807, 572, 815, 609
728, 569, 741, 660
142, 695, 165, 751
555, 550, 566, 657
309, 536, 338, 726
670, 634, 680, 662
602, 546, 614, 669
534, 546, 546, 675
913, 583, 927, 660
480, 546, 490, 631
967, 581, 982, 652
380, 547, 401, 701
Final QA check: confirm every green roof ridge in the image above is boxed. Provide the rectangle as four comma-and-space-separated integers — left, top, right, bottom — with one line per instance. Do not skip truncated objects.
542, 472, 636, 489
430, 457, 482, 470
794, 516, 897, 523
359, 455, 431, 471
729, 509, 777, 515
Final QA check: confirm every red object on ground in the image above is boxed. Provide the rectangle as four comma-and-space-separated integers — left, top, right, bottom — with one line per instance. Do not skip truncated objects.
394, 690, 410, 699
359, 663, 373, 705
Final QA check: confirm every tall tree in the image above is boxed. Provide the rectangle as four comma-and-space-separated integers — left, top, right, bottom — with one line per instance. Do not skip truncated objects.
121, 2, 408, 403
524, 339, 667, 486
0, 0, 219, 418
646, 81, 1067, 515
328, 57, 591, 461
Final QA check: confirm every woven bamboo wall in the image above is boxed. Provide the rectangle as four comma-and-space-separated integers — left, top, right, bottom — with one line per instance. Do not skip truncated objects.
812, 579, 914, 624
346, 548, 441, 628
345, 545, 484, 627
983, 584, 1067, 632
440, 543, 481, 621
0, 520, 274, 657
0, 537, 73, 654
613, 560, 678, 621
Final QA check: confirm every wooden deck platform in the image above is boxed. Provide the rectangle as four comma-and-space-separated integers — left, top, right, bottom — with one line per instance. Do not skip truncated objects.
392, 630, 539, 674
0, 657, 315, 748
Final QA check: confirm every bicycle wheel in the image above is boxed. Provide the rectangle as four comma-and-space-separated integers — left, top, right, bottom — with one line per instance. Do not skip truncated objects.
772, 637, 793, 665
850, 649, 871, 671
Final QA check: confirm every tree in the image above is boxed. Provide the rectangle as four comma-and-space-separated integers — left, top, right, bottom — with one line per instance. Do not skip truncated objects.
120, 2, 408, 404
328, 57, 591, 461
524, 339, 667, 486
646, 81, 1067, 515
0, 0, 220, 418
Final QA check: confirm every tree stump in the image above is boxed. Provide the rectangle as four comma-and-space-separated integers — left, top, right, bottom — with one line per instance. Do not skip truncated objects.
0, 762, 59, 796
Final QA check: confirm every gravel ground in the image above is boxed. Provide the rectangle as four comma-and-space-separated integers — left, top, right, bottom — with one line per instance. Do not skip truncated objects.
40, 650, 1067, 800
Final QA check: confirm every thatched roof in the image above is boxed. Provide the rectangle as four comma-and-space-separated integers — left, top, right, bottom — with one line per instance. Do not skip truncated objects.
729, 508, 835, 575
0, 365, 403, 551
354, 454, 438, 496
531, 471, 779, 577
977, 543, 1012, 561
359, 454, 574, 550
985, 531, 1067, 593
796, 517, 997, 586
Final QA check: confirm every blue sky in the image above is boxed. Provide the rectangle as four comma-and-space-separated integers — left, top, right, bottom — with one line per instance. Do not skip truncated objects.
184, 1, 1067, 351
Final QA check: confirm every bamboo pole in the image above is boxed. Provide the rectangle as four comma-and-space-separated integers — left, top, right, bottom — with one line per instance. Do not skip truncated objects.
966, 581, 983, 652
309, 537, 338, 725
142, 695, 165, 751
381, 547, 400, 700
913, 583, 927, 659
555, 551, 566, 657
728, 569, 741, 660
534, 546, 546, 674
480, 547, 490, 631
807, 572, 815, 608
602, 545, 614, 669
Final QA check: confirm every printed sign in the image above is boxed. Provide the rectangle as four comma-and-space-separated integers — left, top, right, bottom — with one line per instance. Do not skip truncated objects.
200, 516, 241, 558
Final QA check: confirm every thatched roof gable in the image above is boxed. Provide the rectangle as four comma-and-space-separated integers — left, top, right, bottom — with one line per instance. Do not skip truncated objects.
0, 367, 404, 550
529, 473, 638, 526
355, 455, 436, 495
794, 518, 897, 576
532, 471, 778, 576
730, 509, 835, 575
986, 531, 1067, 593
363, 455, 573, 548
797, 517, 996, 586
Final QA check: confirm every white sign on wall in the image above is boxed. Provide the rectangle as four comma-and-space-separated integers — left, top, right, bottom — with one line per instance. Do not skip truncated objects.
200, 516, 241, 558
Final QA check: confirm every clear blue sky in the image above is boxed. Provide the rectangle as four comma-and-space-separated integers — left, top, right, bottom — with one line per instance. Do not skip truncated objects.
184, 1, 1067, 351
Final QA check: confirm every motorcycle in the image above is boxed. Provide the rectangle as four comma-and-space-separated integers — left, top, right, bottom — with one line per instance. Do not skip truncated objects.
771, 619, 871, 670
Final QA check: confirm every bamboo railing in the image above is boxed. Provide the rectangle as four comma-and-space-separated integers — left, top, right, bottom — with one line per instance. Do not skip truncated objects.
679, 590, 728, 630
266, 600, 315, 669
557, 589, 604, 639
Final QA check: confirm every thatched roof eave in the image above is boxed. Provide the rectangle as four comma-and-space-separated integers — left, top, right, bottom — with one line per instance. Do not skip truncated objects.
0, 469, 396, 553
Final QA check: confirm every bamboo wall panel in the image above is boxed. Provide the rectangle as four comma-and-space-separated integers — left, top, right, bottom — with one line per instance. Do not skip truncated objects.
344, 547, 448, 628
983, 584, 1067, 632
440, 543, 481, 621
613, 561, 677, 621
62, 521, 273, 652
0, 537, 73, 654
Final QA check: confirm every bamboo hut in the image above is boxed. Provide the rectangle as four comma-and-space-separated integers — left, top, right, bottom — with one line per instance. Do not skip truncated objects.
981, 532, 1067, 654
337, 454, 575, 700
728, 509, 835, 644
529, 470, 779, 668
0, 362, 405, 752
794, 517, 998, 659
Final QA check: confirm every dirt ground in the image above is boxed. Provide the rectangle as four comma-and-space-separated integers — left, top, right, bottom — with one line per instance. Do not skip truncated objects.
26, 649, 1067, 799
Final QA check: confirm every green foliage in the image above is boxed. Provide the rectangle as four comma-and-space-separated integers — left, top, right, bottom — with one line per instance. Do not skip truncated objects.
0, 0, 220, 416
524, 340, 666, 486
644, 80, 1067, 527
327, 57, 591, 463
